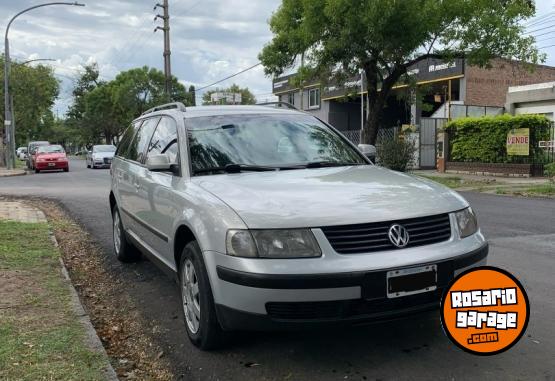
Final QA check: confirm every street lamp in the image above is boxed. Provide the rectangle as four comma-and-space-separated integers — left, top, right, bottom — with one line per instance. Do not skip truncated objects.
3, 2, 85, 170
20, 58, 56, 66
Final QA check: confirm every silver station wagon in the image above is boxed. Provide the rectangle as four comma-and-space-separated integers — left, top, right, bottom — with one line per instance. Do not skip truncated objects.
109, 102, 488, 349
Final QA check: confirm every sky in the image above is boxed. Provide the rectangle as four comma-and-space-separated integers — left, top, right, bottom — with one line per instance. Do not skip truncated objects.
1, 0, 555, 116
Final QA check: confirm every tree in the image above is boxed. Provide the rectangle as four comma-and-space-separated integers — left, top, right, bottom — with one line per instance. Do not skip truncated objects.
0, 56, 59, 146
202, 84, 256, 105
70, 66, 195, 145
259, 0, 542, 145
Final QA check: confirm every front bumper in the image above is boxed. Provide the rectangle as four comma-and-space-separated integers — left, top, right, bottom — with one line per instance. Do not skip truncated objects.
36, 161, 68, 170
207, 240, 488, 331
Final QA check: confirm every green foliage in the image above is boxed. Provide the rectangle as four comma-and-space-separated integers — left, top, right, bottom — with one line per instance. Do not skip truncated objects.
259, 0, 541, 144
67, 65, 195, 145
445, 114, 551, 163
544, 162, 555, 179
0, 56, 59, 146
202, 84, 256, 105
377, 136, 416, 172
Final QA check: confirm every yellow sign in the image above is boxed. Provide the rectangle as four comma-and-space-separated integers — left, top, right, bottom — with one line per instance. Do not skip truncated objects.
506, 128, 530, 156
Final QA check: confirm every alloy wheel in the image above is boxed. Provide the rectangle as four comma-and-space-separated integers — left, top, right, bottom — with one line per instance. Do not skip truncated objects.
113, 211, 122, 255
182, 259, 201, 334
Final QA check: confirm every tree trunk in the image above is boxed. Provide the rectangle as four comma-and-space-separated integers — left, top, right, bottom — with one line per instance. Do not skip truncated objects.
105, 130, 113, 145
360, 61, 407, 146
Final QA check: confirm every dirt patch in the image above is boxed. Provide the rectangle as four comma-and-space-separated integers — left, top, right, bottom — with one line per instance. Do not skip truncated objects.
13, 197, 174, 380
0, 270, 51, 319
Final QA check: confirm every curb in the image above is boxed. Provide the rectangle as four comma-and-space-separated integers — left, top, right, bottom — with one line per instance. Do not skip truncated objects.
0, 170, 26, 177
49, 233, 119, 381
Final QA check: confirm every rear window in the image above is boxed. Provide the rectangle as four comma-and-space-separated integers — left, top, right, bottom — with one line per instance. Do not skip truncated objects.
37, 145, 64, 154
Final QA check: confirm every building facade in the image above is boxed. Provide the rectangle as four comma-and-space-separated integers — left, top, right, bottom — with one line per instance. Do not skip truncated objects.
272, 58, 555, 133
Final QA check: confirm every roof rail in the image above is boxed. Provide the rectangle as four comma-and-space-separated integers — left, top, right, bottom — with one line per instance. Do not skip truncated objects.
141, 102, 186, 116
256, 101, 297, 110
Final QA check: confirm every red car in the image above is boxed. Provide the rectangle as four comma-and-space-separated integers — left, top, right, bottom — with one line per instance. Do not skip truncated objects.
34, 145, 69, 173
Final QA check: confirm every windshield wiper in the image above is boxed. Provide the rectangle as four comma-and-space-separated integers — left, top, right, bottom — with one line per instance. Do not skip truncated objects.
193, 164, 278, 175
304, 161, 365, 168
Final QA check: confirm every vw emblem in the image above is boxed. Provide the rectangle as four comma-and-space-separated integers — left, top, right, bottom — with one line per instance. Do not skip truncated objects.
388, 224, 410, 248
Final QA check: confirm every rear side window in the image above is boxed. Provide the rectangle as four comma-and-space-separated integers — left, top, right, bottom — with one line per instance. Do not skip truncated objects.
126, 117, 160, 163
147, 116, 179, 165
117, 120, 142, 158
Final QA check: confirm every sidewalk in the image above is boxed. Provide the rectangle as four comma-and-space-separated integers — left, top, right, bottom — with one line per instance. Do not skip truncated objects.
412, 169, 548, 185
412, 170, 554, 197
0, 167, 26, 177
0, 200, 116, 380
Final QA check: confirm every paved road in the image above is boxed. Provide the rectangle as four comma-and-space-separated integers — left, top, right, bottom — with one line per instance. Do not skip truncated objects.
1, 158, 554, 380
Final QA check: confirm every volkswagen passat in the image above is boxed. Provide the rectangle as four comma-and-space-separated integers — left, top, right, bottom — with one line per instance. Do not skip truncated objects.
109, 103, 488, 349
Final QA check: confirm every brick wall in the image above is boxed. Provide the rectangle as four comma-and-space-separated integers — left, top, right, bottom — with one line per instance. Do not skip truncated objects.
446, 161, 545, 177
465, 58, 555, 107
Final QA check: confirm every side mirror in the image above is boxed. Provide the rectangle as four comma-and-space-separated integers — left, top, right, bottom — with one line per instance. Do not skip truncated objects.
146, 154, 172, 171
358, 144, 376, 162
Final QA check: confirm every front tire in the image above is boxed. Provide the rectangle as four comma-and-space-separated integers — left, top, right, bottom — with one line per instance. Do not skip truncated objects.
112, 205, 140, 262
35, 168, 40, 173
179, 241, 224, 350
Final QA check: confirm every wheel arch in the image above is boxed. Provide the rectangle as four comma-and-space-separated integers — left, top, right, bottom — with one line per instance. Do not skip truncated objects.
109, 191, 116, 215
174, 224, 198, 271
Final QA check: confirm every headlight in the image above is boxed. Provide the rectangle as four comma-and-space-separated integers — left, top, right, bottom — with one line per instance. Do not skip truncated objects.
226, 229, 321, 258
455, 207, 478, 238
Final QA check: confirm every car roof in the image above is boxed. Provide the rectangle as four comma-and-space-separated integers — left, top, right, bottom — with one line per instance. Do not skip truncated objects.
137, 105, 304, 121
28, 141, 49, 145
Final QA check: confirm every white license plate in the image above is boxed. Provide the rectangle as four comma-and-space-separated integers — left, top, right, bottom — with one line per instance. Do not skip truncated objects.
48, 162, 56, 167
386, 264, 437, 299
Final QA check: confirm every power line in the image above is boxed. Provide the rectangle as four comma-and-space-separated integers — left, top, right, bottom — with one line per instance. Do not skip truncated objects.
525, 15, 555, 30
526, 23, 555, 34
530, 29, 555, 39
196, 63, 262, 91
525, 11, 555, 27
538, 43, 555, 50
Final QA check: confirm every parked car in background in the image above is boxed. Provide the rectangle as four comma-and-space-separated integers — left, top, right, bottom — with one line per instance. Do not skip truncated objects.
34, 145, 69, 173
27, 141, 50, 169
16, 147, 28, 161
109, 103, 488, 350
86, 144, 117, 169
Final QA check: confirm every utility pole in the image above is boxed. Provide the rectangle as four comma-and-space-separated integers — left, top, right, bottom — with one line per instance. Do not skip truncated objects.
299, 52, 305, 110
154, 0, 172, 99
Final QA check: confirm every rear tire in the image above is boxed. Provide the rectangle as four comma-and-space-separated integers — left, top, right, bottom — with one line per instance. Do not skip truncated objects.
179, 241, 224, 350
112, 205, 141, 262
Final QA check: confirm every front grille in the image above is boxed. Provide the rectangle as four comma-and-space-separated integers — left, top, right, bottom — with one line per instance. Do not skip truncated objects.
266, 290, 442, 321
103, 157, 112, 164
321, 213, 451, 254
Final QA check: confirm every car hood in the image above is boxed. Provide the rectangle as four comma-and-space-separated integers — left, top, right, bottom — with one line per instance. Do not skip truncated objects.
92, 152, 115, 159
194, 165, 468, 228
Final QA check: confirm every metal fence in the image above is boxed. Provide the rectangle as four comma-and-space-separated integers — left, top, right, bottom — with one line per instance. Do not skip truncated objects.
341, 127, 399, 146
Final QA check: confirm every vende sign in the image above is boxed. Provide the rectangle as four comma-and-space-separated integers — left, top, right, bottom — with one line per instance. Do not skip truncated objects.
506, 128, 530, 156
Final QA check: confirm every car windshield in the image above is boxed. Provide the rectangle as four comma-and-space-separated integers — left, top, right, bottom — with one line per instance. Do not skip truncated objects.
186, 114, 367, 175
93, 145, 116, 153
38, 145, 64, 154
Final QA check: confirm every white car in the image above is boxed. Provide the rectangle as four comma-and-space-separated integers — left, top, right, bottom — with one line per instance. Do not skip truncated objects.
109, 102, 488, 350
86, 145, 116, 168
16, 147, 27, 161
